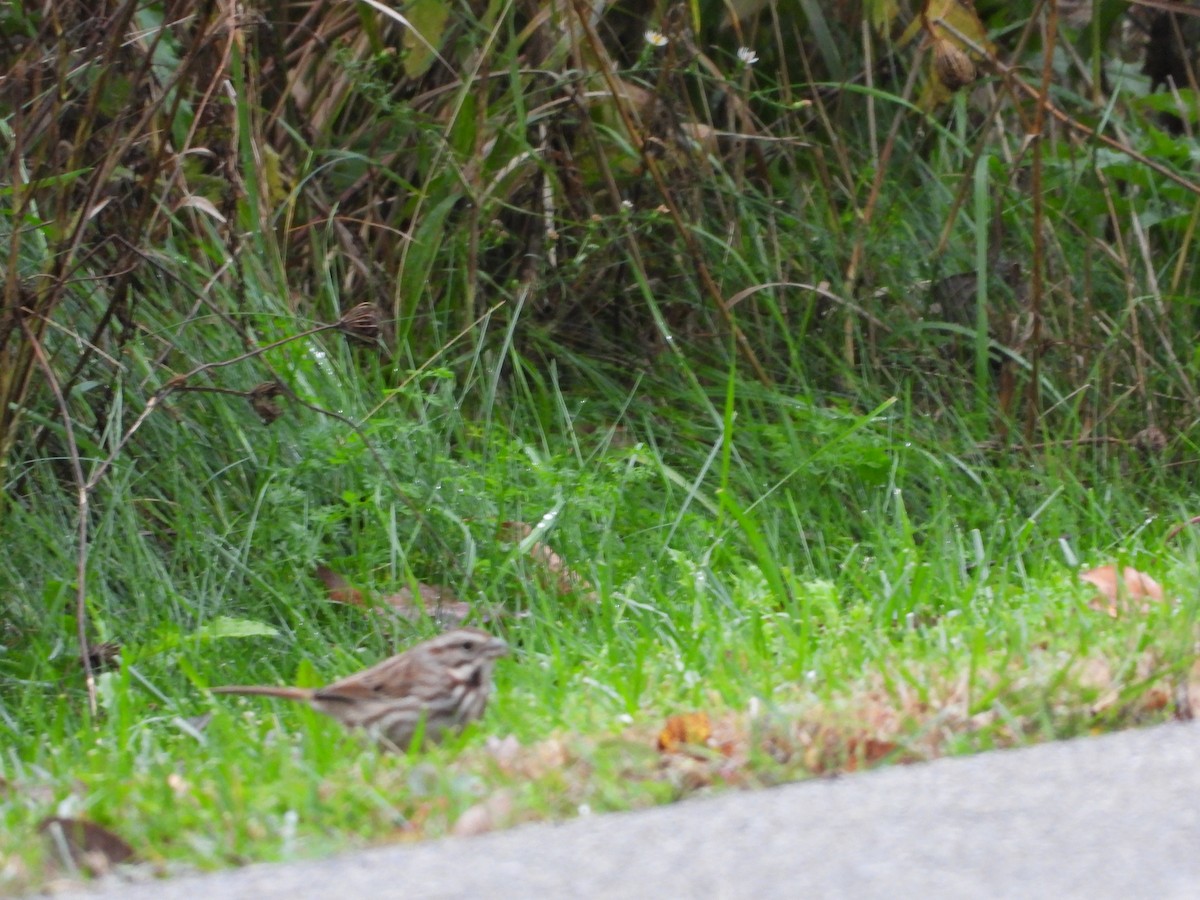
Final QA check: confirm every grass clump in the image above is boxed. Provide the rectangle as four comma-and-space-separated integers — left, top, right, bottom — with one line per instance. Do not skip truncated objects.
3, 365, 1197, 891
4, 0, 1200, 893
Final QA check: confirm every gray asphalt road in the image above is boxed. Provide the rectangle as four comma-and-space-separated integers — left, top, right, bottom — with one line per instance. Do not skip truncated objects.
64, 722, 1200, 899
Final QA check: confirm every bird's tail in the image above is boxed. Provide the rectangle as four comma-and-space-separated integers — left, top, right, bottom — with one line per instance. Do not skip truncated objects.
210, 685, 314, 701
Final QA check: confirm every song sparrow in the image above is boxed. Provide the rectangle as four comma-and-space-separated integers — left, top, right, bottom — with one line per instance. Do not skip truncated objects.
212, 628, 508, 750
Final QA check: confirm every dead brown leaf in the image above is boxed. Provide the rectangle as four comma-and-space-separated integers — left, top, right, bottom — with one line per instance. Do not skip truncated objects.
657, 712, 713, 754
484, 735, 522, 771
1176, 659, 1200, 722
484, 736, 570, 780
1080, 564, 1165, 617
1072, 651, 1200, 724
315, 567, 477, 625
452, 789, 514, 837
1091, 679, 1171, 718
499, 521, 597, 601
660, 752, 719, 792
1073, 656, 1115, 692
844, 737, 901, 772
314, 565, 365, 607
38, 817, 135, 876
382, 583, 471, 627
707, 714, 747, 762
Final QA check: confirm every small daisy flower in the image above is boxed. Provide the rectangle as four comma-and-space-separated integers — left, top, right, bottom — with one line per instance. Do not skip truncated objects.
737, 47, 759, 66
645, 29, 668, 48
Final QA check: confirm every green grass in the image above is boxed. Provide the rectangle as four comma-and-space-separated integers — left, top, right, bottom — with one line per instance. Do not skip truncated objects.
6, 1, 1200, 892
2, 351, 1198, 891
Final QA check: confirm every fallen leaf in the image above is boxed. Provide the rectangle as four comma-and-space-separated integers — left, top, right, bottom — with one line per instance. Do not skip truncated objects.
452, 789, 514, 837
1178, 659, 1200, 721
1080, 565, 1164, 617
315, 566, 483, 625
500, 521, 597, 601
484, 735, 522, 772
657, 712, 712, 754
707, 715, 746, 761
1081, 651, 1174, 719
382, 583, 471, 627
1073, 657, 1114, 691
660, 753, 718, 791
525, 738, 570, 778
314, 565, 365, 606
844, 737, 900, 772
483, 736, 570, 779
38, 817, 135, 876
1091, 680, 1171, 718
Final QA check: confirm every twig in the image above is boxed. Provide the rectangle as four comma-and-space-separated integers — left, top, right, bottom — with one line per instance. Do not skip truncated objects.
1165, 515, 1200, 543
976, 435, 1126, 451
19, 319, 97, 715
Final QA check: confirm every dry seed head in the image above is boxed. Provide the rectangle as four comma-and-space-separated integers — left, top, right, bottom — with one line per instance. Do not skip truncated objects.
1132, 425, 1168, 456
337, 302, 383, 342
248, 381, 285, 424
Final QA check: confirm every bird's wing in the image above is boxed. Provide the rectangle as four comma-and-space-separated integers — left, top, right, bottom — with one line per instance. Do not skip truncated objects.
315, 654, 421, 702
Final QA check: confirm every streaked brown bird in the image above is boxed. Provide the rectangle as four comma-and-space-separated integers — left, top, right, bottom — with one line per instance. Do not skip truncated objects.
212, 628, 508, 750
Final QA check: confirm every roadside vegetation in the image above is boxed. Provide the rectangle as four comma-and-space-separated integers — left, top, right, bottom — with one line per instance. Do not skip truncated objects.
4, 0, 1200, 890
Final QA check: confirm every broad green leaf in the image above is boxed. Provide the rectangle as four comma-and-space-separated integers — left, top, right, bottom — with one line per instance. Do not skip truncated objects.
403, 0, 450, 78
194, 616, 280, 641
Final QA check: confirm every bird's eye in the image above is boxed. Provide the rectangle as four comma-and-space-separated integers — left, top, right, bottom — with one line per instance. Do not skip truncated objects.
461, 640, 475, 651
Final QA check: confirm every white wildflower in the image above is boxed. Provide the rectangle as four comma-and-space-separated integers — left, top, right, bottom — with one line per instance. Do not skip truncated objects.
737, 47, 759, 66
645, 29, 668, 48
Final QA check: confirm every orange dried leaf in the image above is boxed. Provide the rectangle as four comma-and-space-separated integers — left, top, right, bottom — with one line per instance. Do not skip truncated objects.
497, 520, 533, 542
1080, 565, 1164, 617
657, 712, 712, 753
314, 565, 365, 606
856, 737, 900, 769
